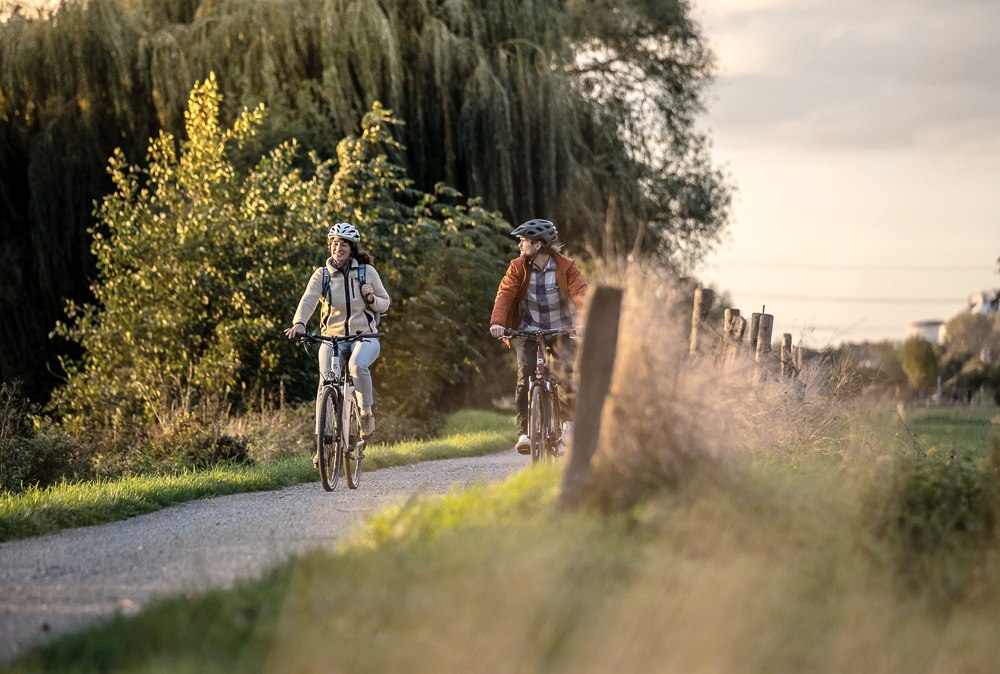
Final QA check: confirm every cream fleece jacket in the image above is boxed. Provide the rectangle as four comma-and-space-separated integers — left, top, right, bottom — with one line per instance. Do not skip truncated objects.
292, 258, 391, 335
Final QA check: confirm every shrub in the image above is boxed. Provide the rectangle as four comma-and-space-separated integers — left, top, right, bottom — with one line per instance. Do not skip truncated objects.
883, 450, 997, 605
324, 103, 510, 419
0, 381, 83, 493
899, 336, 940, 391
49, 75, 512, 468
50, 73, 328, 446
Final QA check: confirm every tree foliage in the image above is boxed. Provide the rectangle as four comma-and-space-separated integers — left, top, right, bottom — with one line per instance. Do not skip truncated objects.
324, 102, 511, 419
50, 74, 329, 436
899, 337, 940, 391
942, 313, 1000, 365
0, 0, 729, 400
49, 75, 510, 461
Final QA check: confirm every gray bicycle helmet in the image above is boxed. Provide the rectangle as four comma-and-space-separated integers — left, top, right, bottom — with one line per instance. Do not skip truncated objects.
510, 218, 558, 245
327, 222, 361, 243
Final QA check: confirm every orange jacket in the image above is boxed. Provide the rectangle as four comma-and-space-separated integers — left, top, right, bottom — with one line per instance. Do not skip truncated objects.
490, 253, 589, 329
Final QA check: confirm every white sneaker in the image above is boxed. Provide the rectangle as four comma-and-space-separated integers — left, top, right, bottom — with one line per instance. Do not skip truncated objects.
515, 434, 531, 455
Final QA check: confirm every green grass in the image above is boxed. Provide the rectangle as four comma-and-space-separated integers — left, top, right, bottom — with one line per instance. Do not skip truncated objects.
1, 468, 573, 674
8, 407, 1000, 673
10, 455, 1000, 674
0, 409, 514, 543
904, 407, 1000, 458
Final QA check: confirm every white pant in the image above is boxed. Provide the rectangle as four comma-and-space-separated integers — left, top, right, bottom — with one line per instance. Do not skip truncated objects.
315, 338, 381, 433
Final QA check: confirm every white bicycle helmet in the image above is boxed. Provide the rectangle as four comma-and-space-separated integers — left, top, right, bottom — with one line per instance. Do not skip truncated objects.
327, 222, 361, 243
510, 218, 558, 245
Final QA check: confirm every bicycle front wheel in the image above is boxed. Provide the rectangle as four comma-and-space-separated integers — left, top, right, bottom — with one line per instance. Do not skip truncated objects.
344, 391, 363, 489
528, 385, 545, 464
317, 386, 343, 491
541, 388, 560, 463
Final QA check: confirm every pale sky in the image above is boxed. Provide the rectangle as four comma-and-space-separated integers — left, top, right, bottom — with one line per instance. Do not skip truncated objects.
692, 0, 1000, 347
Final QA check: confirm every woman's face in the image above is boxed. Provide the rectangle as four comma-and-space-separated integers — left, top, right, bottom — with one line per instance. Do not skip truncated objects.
329, 237, 352, 265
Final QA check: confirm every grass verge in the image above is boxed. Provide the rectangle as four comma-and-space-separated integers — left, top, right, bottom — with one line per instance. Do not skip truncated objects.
6, 408, 1000, 673
8, 449, 1000, 674
903, 406, 1000, 458
0, 409, 513, 542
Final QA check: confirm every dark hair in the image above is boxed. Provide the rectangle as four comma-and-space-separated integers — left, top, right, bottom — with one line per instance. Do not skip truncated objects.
346, 240, 374, 266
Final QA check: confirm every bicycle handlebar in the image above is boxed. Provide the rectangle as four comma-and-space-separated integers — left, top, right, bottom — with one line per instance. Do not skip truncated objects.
299, 331, 385, 345
500, 328, 576, 339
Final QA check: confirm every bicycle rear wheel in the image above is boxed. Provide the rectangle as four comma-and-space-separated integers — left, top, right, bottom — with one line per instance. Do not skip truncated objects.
528, 386, 545, 464
344, 392, 364, 489
317, 386, 343, 491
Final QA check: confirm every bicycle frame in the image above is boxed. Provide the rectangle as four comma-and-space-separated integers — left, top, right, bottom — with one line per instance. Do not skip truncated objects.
301, 331, 383, 490
504, 328, 573, 463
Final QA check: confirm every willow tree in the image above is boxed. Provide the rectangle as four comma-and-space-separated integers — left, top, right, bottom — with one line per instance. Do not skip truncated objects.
1, 0, 728, 401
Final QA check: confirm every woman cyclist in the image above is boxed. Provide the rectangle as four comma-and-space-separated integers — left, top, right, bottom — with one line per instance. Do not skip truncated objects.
285, 222, 390, 440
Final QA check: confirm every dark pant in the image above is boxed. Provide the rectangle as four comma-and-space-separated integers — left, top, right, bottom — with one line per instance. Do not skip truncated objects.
513, 334, 577, 435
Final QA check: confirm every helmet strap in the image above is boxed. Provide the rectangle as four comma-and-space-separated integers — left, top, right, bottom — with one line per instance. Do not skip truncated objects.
529, 247, 550, 271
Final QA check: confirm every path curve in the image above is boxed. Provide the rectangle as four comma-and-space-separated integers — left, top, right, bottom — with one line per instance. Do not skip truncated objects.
0, 449, 526, 663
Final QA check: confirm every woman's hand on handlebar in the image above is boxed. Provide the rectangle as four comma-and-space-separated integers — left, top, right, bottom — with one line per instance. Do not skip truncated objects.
284, 323, 306, 339
489, 324, 507, 339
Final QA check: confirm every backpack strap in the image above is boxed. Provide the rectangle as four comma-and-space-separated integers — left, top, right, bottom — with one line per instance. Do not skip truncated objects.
355, 262, 380, 330
319, 266, 333, 330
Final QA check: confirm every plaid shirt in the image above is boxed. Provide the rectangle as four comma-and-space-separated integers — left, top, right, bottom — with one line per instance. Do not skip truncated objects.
520, 257, 577, 331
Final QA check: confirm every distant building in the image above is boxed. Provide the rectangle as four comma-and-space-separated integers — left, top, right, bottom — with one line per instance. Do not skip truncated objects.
908, 319, 945, 343
968, 290, 1000, 314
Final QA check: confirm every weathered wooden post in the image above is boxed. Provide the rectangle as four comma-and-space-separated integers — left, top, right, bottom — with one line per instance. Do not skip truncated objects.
780, 333, 792, 377
723, 308, 738, 334
793, 343, 804, 379
731, 315, 747, 356
749, 312, 761, 358
689, 287, 715, 355
753, 313, 774, 383
721, 308, 741, 363
559, 285, 623, 510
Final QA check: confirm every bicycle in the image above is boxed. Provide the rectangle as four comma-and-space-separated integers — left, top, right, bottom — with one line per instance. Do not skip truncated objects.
299, 331, 383, 491
502, 328, 575, 464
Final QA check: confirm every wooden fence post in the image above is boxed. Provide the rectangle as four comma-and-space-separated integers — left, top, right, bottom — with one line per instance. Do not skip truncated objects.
749, 312, 761, 358
559, 285, 623, 510
753, 313, 774, 383
689, 287, 715, 355
723, 308, 737, 334
721, 308, 741, 364
731, 315, 747, 365
780, 333, 792, 377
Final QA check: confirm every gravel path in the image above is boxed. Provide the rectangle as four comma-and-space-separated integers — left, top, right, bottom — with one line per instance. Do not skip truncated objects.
0, 449, 526, 663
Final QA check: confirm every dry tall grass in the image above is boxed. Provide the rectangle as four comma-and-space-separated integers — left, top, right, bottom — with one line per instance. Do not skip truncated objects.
583, 258, 847, 510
